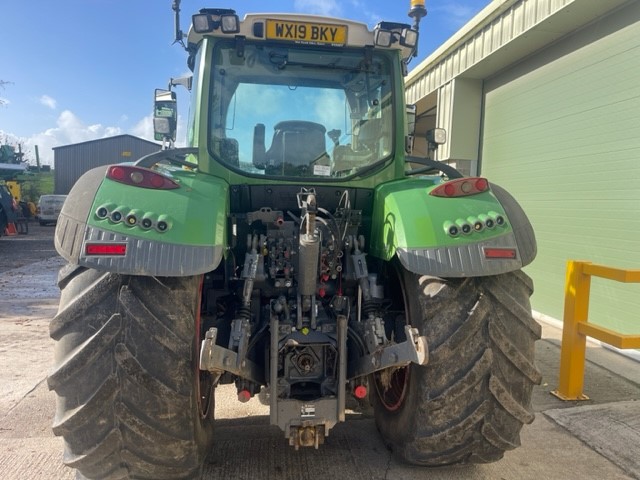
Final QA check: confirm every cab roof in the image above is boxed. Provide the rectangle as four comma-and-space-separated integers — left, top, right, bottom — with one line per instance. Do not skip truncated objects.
187, 12, 408, 52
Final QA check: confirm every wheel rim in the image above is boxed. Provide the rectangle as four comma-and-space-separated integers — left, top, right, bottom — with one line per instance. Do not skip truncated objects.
374, 365, 410, 411
195, 276, 214, 419
373, 263, 412, 412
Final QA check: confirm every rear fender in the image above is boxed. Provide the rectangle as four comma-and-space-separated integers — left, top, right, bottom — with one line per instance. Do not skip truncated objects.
368, 178, 536, 277
55, 165, 228, 276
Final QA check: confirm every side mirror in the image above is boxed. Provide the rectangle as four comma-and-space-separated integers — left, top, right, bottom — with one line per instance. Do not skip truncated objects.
154, 89, 177, 143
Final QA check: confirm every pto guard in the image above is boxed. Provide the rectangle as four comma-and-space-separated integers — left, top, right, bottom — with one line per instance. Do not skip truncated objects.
55, 164, 228, 276
369, 178, 536, 278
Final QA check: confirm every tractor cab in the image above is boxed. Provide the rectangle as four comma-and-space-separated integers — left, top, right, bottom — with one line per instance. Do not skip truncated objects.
157, 9, 420, 180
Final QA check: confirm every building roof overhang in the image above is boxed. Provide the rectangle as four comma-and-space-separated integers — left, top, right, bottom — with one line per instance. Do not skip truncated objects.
406, 0, 633, 103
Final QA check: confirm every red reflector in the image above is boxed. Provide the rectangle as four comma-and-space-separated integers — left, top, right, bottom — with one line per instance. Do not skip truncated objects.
354, 385, 368, 399
85, 243, 127, 256
237, 390, 251, 403
430, 177, 490, 198
484, 247, 517, 259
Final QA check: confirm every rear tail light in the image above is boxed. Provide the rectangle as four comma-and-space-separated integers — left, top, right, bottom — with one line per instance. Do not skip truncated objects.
430, 177, 490, 197
106, 165, 179, 190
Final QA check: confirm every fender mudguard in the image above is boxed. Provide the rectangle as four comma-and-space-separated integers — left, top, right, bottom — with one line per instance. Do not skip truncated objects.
55, 165, 228, 276
368, 178, 536, 277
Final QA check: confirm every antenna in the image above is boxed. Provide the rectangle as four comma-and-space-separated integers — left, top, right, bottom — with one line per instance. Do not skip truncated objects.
172, 0, 186, 48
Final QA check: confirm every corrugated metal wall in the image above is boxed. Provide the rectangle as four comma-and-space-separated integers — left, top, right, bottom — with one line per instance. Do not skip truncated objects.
406, 0, 573, 105
481, 1, 640, 333
54, 135, 160, 194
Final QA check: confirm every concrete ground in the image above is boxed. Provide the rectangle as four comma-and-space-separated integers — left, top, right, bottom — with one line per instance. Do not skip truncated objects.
1, 226, 639, 479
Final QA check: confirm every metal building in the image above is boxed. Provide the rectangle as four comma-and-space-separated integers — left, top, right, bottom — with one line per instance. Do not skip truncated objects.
406, 0, 640, 339
54, 134, 160, 194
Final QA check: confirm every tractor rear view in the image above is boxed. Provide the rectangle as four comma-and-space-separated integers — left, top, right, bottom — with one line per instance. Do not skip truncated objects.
49, 2, 540, 478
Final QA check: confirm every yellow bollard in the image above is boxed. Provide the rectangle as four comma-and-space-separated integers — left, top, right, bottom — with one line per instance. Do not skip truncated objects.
551, 261, 591, 401
552, 261, 640, 400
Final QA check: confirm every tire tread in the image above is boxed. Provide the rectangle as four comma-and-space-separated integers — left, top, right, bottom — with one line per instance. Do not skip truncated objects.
48, 269, 213, 479
374, 269, 541, 466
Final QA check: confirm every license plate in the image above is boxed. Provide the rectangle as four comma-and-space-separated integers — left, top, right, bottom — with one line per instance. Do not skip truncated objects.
266, 20, 347, 46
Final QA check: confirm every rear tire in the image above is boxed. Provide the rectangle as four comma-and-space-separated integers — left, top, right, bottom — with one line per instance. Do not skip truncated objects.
372, 268, 541, 465
48, 268, 215, 479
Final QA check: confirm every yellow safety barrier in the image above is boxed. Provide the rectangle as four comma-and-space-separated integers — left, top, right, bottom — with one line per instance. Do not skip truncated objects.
551, 260, 640, 401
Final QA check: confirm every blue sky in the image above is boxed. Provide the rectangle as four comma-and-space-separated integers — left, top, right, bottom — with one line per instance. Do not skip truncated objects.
0, 0, 489, 165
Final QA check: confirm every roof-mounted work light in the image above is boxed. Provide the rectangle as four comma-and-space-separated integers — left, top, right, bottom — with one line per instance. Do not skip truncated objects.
220, 14, 240, 33
401, 28, 418, 48
373, 22, 418, 49
192, 8, 239, 34
192, 14, 213, 33
374, 29, 393, 48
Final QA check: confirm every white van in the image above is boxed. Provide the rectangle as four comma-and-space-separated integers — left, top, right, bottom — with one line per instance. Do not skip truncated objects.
37, 194, 67, 226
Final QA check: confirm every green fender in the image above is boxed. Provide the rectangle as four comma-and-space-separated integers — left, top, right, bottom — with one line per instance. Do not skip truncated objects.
368, 178, 536, 277
55, 164, 228, 276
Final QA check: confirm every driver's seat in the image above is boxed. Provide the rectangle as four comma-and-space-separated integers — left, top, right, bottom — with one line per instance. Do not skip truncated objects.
265, 121, 327, 168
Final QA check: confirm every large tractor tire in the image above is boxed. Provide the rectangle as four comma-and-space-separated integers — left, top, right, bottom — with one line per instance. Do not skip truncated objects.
372, 267, 541, 466
48, 267, 215, 479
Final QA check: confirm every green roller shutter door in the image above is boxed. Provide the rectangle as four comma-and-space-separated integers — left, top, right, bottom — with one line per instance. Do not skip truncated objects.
481, 3, 640, 335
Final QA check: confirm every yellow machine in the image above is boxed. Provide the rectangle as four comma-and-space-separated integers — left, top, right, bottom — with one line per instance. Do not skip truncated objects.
6, 180, 21, 201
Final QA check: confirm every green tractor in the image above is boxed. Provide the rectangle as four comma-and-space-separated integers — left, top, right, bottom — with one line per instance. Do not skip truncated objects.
49, 2, 540, 478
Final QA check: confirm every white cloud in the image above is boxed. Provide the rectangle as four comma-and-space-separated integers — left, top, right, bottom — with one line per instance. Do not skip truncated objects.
39, 95, 57, 109
1, 110, 124, 166
53, 110, 122, 145
294, 0, 342, 17
0, 97, 10, 106
3, 105, 190, 167
131, 114, 154, 142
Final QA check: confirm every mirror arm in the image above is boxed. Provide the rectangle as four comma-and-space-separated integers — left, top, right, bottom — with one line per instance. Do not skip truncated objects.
170, 76, 193, 91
